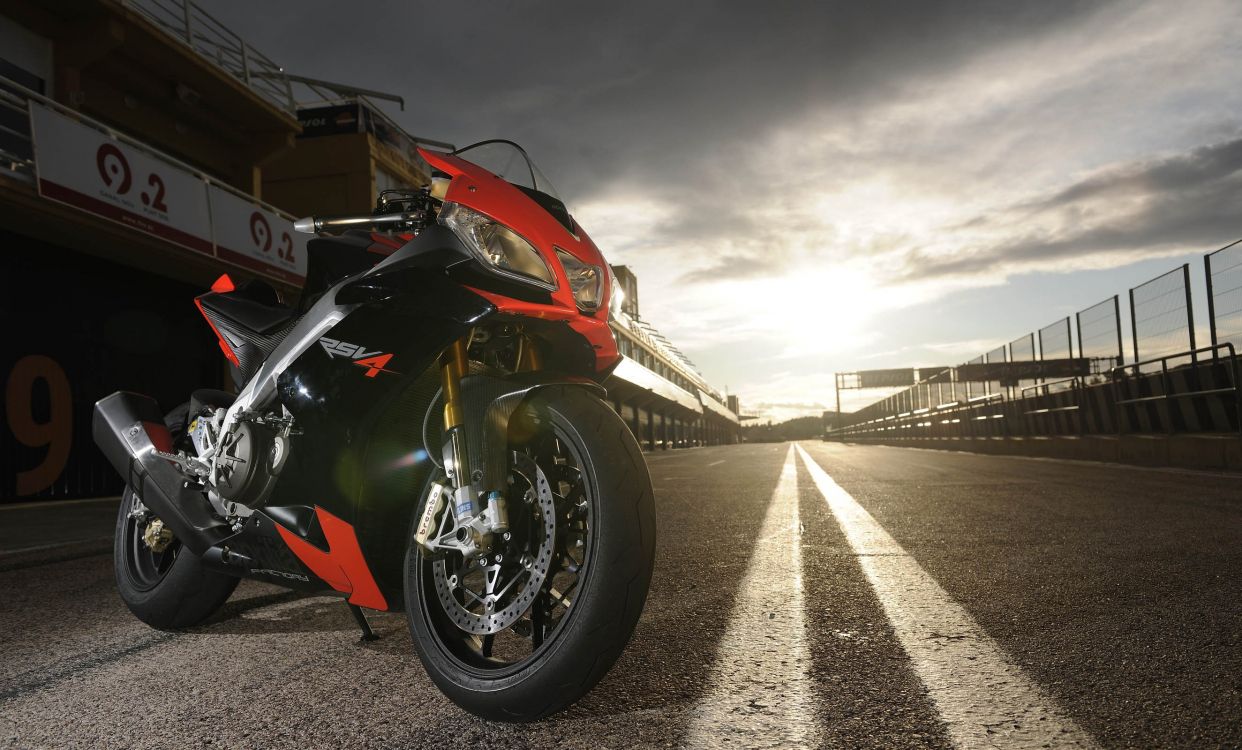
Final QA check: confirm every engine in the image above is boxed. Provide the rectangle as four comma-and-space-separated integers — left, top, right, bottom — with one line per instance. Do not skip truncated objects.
185, 407, 295, 520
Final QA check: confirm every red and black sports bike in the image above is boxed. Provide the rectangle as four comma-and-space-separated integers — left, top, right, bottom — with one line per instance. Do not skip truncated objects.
93, 141, 656, 720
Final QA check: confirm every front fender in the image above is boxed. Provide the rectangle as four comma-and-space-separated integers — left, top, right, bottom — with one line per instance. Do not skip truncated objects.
350, 370, 606, 610
459, 372, 607, 497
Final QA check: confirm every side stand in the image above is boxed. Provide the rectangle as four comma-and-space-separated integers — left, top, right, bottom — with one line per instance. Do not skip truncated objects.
348, 603, 379, 642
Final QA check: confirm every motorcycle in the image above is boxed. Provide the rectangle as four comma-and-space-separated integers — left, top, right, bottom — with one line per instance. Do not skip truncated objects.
92, 140, 656, 720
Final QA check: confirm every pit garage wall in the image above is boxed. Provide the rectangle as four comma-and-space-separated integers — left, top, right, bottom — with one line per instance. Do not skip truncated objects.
0, 233, 222, 501
603, 357, 741, 451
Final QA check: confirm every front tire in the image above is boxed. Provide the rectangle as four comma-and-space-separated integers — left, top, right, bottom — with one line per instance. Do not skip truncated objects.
406, 387, 656, 721
114, 404, 239, 630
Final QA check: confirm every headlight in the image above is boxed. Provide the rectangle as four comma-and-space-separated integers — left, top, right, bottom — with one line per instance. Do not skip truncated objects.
556, 248, 604, 312
610, 275, 625, 318
439, 202, 556, 289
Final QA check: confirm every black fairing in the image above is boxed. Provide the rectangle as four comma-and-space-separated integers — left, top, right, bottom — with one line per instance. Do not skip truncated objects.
300, 230, 383, 313
231, 227, 492, 606
202, 226, 605, 608
200, 509, 329, 591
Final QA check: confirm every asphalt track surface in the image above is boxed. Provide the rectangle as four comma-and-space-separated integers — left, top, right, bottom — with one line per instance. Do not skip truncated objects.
0, 442, 1238, 749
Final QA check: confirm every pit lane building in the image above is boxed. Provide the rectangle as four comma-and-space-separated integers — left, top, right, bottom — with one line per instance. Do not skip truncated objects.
0, 0, 739, 501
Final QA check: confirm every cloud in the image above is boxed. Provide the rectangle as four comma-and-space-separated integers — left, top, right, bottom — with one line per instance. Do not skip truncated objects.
206, 0, 1242, 420
898, 135, 1242, 281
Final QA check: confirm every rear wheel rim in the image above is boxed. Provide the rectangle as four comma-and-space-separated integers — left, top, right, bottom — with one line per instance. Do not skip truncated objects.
418, 415, 594, 678
122, 493, 181, 592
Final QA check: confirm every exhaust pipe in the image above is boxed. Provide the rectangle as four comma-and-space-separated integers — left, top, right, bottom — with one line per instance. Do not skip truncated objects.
93, 392, 229, 555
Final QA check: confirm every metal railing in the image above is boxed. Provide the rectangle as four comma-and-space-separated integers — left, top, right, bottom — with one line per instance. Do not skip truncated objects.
612, 310, 724, 404
0, 86, 35, 181
830, 341, 1242, 440
120, 0, 295, 115
1019, 377, 1083, 435
0, 74, 305, 286
1110, 343, 1240, 436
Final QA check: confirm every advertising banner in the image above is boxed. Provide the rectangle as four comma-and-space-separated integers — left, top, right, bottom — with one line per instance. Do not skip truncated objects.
29, 103, 213, 255
208, 185, 307, 284
956, 358, 1090, 384
858, 368, 917, 388
296, 103, 362, 137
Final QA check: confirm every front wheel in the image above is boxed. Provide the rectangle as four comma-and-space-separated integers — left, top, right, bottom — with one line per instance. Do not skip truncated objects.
405, 387, 656, 721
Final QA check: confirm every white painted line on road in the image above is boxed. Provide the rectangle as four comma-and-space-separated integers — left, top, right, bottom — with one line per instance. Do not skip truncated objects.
795, 444, 1097, 750
685, 445, 816, 749
706, 459, 725, 467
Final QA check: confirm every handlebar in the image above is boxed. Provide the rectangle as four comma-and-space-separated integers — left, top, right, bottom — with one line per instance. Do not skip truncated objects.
292, 212, 424, 234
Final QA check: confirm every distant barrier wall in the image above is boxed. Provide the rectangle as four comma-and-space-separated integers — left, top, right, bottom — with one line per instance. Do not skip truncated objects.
834, 240, 1242, 442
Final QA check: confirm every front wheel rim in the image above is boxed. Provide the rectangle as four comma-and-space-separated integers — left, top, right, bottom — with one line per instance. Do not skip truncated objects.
417, 417, 594, 678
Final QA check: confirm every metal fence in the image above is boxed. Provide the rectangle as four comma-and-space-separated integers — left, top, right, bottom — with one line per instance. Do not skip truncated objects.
960, 355, 980, 400
1009, 332, 1036, 397
985, 345, 1006, 398
1129, 264, 1195, 370
121, 0, 296, 115
1038, 317, 1073, 360
1038, 317, 1074, 390
1076, 295, 1124, 379
1206, 240, 1242, 349
832, 239, 1242, 440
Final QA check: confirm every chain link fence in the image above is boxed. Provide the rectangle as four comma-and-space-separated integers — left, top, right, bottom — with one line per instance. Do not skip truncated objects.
1129, 264, 1195, 371
1076, 296, 1123, 383
1207, 240, 1242, 350
832, 241, 1242, 439
1009, 333, 1036, 398
985, 345, 1006, 398
1038, 317, 1074, 391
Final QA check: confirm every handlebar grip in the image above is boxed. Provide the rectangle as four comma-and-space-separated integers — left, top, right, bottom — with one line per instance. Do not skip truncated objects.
293, 212, 421, 235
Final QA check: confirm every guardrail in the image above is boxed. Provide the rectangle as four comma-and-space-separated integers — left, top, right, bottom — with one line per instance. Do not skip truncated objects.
1110, 343, 1240, 437
1019, 377, 1083, 436
829, 346, 1241, 440
0, 86, 35, 181
0, 74, 306, 285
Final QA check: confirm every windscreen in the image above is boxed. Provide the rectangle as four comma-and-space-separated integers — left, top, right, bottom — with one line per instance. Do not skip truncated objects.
452, 140, 562, 202
452, 140, 574, 232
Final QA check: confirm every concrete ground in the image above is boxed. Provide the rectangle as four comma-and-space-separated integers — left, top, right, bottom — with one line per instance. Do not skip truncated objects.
0, 442, 1238, 749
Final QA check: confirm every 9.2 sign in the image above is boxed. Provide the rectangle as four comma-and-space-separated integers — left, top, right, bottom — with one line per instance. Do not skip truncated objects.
249, 211, 295, 263
96, 143, 169, 212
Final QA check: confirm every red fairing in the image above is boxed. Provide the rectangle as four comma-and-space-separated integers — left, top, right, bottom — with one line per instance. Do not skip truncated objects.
194, 296, 241, 368
368, 231, 411, 256
419, 148, 619, 371
464, 287, 620, 371
210, 274, 235, 293
276, 506, 389, 611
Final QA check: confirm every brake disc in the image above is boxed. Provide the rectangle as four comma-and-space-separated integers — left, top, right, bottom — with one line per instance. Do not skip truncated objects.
432, 452, 557, 635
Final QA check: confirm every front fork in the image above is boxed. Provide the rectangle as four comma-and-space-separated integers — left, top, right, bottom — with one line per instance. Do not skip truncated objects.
438, 335, 508, 552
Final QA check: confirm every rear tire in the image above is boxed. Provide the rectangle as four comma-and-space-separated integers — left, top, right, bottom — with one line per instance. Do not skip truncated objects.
406, 387, 656, 721
114, 404, 239, 630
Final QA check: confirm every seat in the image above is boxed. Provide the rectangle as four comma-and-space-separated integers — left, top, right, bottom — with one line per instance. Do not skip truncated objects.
198, 281, 300, 384
199, 293, 296, 335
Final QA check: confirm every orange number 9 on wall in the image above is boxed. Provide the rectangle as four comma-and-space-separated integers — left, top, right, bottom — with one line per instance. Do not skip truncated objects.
5, 355, 72, 497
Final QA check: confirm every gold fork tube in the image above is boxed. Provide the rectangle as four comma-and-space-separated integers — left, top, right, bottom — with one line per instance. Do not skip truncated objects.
441, 337, 469, 430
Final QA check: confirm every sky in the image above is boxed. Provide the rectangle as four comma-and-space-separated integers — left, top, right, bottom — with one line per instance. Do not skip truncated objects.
212, 0, 1242, 421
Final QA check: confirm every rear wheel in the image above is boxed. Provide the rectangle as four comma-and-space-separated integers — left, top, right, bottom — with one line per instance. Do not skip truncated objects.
114, 404, 239, 630
406, 387, 656, 721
